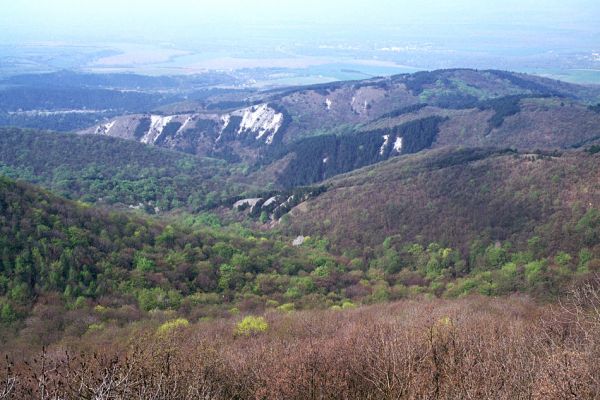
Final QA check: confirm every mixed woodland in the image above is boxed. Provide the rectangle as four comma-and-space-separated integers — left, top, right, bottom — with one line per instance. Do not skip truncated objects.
0, 69, 599, 398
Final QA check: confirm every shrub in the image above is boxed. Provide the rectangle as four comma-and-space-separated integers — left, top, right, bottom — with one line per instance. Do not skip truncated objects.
93, 305, 107, 314
341, 300, 356, 309
87, 323, 104, 333
277, 303, 295, 313
525, 260, 546, 285
234, 316, 268, 336
157, 318, 190, 336
137, 288, 181, 311
265, 299, 279, 308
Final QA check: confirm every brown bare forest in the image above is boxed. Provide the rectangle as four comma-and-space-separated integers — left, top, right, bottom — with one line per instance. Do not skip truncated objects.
2, 277, 600, 400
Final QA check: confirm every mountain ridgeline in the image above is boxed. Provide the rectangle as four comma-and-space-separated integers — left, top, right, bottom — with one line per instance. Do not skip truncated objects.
72, 68, 600, 188
74, 69, 600, 155
0, 69, 599, 217
2, 69, 600, 195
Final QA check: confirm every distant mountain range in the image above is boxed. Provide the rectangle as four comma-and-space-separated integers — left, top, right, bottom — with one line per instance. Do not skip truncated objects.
2, 69, 600, 211
72, 69, 600, 187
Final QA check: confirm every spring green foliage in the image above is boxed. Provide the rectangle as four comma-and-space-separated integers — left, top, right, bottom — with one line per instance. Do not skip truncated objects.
341, 301, 356, 309
157, 318, 190, 336
0, 176, 344, 322
0, 128, 249, 211
0, 302, 17, 324
234, 316, 268, 336
1, 168, 599, 327
576, 208, 600, 245
276, 303, 295, 312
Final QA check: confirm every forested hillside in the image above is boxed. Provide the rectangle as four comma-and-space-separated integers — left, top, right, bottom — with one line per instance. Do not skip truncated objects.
1, 145, 599, 349
279, 148, 600, 299
71, 69, 600, 190
0, 176, 345, 346
3, 0, 600, 395
286, 148, 600, 254
0, 128, 250, 210
261, 116, 445, 187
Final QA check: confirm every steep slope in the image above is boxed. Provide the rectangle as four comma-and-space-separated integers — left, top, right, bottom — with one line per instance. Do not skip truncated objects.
284, 147, 600, 256
79, 103, 288, 161
260, 116, 446, 188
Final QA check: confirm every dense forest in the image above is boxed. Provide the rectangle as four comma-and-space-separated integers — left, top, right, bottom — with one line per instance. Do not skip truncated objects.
266, 116, 445, 187
286, 148, 600, 256
0, 128, 249, 211
0, 176, 344, 343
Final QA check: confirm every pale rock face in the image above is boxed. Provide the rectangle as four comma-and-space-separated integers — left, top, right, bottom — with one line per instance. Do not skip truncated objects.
233, 198, 262, 210
179, 116, 193, 133
264, 113, 284, 144
94, 121, 115, 135
379, 134, 390, 155
216, 115, 231, 142
233, 104, 284, 144
85, 103, 285, 148
292, 236, 305, 246
141, 115, 173, 144
325, 98, 332, 110
263, 196, 278, 207
221, 114, 231, 130
393, 136, 403, 152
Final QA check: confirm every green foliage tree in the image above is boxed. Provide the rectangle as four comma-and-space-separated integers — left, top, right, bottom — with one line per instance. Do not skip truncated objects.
234, 316, 268, 336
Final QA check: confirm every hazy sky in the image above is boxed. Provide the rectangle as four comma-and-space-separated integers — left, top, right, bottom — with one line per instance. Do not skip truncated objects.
2, 0, 599, 47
